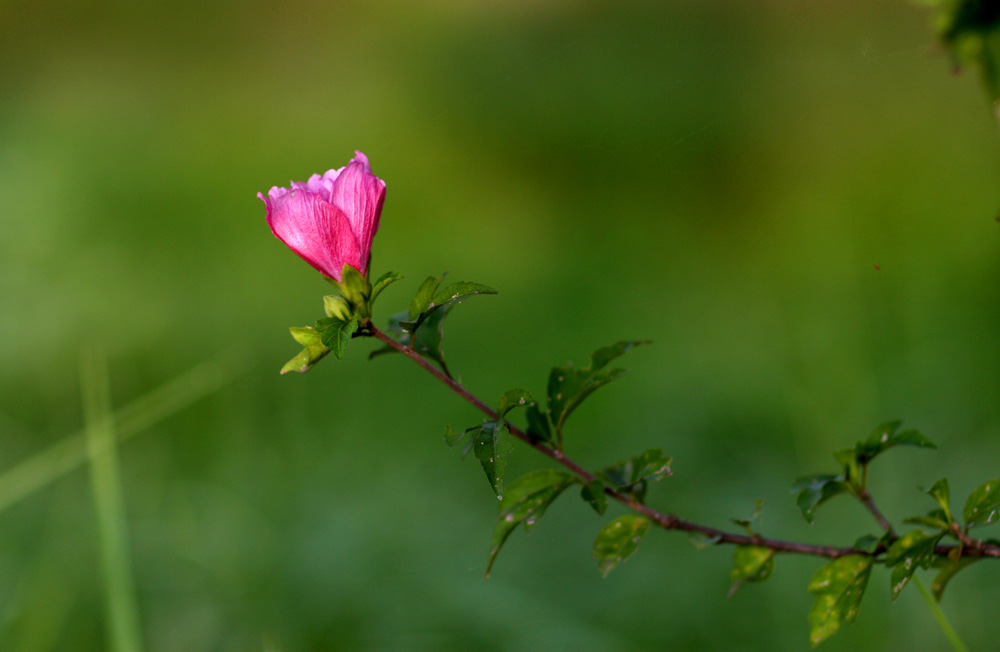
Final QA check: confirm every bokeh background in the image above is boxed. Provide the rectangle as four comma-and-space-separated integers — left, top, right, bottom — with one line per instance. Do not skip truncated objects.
2, 1, 999, 650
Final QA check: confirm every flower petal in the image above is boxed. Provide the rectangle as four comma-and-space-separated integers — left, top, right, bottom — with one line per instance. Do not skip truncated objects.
261, 189, 362, 280
329, 151, 386, 272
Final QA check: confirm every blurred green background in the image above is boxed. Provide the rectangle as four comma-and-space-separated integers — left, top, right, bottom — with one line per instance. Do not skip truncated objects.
2, 0, 999, 650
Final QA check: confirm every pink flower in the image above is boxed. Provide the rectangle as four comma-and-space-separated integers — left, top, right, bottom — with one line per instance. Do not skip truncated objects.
260, 151, 386, 281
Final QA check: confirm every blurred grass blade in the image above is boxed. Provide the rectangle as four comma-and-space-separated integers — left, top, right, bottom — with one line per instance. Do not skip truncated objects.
0, 348, 241, 515
81, 345, 144, 652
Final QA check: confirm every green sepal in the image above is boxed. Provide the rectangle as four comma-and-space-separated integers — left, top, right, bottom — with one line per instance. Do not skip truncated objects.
597, 447, 672, 504
791, 474, 850, 524
314, 315, 359, 359
546, 340, 649, 445
581, 479, 608, 515
485, 469, 577, 578
885, 529, 945, 601
323, 295, 354, 321
329, 264, 373, 318
370, 270, 403, 306
592, 515, 651, 577
280, 327, 331, 374
807, 555, 873, 647
963, 477, 1000, 528
730, 499, 764, 536
931, 556, 980, 601
728, 546, 775, 597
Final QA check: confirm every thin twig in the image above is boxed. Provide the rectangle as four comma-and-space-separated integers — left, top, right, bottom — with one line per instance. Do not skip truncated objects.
365, 324, 1000, 561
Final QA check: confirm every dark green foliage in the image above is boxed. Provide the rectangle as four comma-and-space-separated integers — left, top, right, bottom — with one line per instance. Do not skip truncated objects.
486, 470, 577, 577
963, 478, 1000, 527
314, 315, 359, 359
597, 448, 672, 504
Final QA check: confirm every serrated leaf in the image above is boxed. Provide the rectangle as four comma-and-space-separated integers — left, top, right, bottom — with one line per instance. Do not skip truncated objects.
581, 479, 608, 515
314, 316, 358, 359
886, 530, 945, 600
408, 275, 442, 322
486, 469, 576, 577
546, 340, 649, 443
370, 270, 403, 305
963, 477, 1000, 528
923, 478, 952, 523
689, 532, 722, 550
593, 515, 651, 577
728, 546, 775, 597
473, 422, 514, 499
931, 557, 980, 601
791, 474, 849, 524
807, 555, 873, 647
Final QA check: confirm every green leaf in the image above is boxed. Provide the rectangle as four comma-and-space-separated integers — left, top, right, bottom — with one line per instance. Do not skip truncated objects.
314, 316, 359, 359
444, 424, 464, 448
597, 448, 673, 504
370, 270, 403, 305
497, 388, 533, 422
404, 280, 498, 332
832, 448, 861, 487
807, 555, 873, 647
689, 532, 722, 550
858, 421, 936, 461
923, 478, 953, 523
902, 514, 951, 531
728, 546, 775, 597
791, 474, 849, 524
581, 479, 608, 515
486, 469, 576, 577
546, 340, 649, 443
408, 275, 442, 322
592, 515, 651, 577
473, 422, 514, 499
331, 264, 372, 313
370, 309, 454, 375
963, 477, 1000, 528
525, 403, 553, 445
931, 557, 980, 601
885, 530, 945, 600
928, 0, 1000, 100
730, 499, 764, 536
280, 327, 331, 374
323, 295, 353, 320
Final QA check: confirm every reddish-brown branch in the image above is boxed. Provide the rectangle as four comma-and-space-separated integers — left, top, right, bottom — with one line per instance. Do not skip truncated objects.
366, 324, 1000, 562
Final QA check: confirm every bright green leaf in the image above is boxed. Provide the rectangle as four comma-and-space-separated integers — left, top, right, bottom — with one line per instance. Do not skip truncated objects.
581, 479, 608, 515
314, 316, 358, 359
931, 557, 980, 601
924, 478, 952, 523
370, 270, 403, 305
791, 474, 849, 524
486, 470, 576, 577
408, 275, 442, 322
728, 546, 775, 597
963, 477, 1000, 527
280, 328, 330, 375
593, 515, 651, 577
807, 555, 873, 647
886, 530, 945, 600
